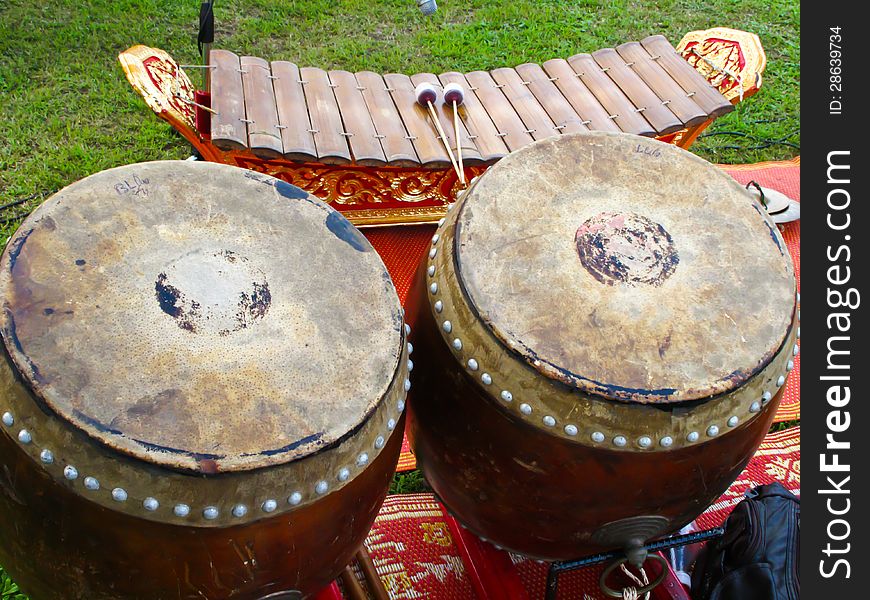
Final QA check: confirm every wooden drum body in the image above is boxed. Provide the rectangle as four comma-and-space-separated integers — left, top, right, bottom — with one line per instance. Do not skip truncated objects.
406, 132, 797, 560
0, 162, 410, 599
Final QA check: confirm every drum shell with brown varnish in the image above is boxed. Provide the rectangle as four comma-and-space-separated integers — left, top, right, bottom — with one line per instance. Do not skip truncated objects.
0, 161, 410, 599
405, 131, 797, 560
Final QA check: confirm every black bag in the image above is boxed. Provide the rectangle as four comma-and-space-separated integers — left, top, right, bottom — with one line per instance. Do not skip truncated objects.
691, 482, 799, 600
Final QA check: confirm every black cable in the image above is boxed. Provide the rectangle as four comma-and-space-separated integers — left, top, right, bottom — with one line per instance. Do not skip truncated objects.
0, 191, 44, 212
699, 128, 800, 152
0, 189, 56, 226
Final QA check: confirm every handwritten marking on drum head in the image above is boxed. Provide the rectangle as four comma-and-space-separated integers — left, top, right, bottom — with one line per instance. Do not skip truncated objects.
634, 143, 662, 158
114, 175, 150, 197
575, 212, 678, 287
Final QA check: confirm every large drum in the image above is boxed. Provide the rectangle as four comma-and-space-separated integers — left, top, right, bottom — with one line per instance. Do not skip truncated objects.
0, 161, 409, 599
406, 132, 797, 560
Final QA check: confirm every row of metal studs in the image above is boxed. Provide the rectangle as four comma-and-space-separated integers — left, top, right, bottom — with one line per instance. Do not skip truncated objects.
1, 340, 411, 521
428, 215, 800, 449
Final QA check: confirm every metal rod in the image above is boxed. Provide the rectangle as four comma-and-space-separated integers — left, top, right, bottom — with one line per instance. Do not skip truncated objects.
553, 527, 724, 574
544, 527, 724, 600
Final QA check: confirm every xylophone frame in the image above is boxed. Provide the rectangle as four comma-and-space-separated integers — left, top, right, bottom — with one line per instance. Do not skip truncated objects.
120, 28, 766, 227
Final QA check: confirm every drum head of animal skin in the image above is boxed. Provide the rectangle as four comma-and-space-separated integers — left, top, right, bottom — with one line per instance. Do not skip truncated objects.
0, 161, 403, 472
455, 132, 795, 404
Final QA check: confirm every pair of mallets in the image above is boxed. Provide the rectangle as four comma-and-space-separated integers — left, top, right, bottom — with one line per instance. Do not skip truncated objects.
414, 82, 466, 185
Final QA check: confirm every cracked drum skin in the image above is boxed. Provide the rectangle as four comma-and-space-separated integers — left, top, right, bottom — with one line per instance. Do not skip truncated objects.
0, 161, 409, 599
405, 132, 798, 560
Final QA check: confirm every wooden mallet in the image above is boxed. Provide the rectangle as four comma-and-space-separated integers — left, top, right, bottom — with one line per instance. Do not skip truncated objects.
443, 82, 466, 185
415, 82, 462, 180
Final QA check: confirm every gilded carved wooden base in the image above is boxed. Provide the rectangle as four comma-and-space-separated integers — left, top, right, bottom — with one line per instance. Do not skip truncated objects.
232, 155, 488, 226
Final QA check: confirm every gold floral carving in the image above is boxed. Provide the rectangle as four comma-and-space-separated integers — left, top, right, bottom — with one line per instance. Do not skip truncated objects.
677, 28, 767, 102
119, 45, 197, 132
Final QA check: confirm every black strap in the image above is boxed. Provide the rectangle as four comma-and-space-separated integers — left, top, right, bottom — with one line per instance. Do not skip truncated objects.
198, 0, 215, 57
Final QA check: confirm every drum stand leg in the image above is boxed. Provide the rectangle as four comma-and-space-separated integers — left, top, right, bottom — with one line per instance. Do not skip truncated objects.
356, 547, 390, 600
330, 546, 389, 600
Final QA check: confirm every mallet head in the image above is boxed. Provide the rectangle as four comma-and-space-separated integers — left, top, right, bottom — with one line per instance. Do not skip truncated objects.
414, 82, 438, 106
443, 82, 465, 106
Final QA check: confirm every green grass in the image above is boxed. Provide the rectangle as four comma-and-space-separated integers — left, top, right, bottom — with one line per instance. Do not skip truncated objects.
0, 1, 798, 596
0, 0, 799, 239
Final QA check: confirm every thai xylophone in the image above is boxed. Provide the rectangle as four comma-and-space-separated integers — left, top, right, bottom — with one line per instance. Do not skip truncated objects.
120, 28, 766, 226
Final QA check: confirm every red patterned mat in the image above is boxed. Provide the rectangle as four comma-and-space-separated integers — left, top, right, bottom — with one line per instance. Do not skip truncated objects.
364, 158, 801, 472
365, 426, 800, 599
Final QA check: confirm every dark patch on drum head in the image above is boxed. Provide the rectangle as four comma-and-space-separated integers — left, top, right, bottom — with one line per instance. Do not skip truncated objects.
154, 250, 272, 335
155, 272, 200, 332
325, 211, 369, 252
575, 212, 678, 287
273, 178, 308, 200
3, 310, 48, 387
5, 228, 33, 271
243, 170, 308, 201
